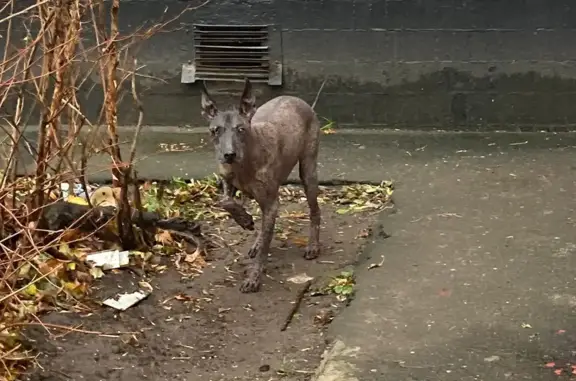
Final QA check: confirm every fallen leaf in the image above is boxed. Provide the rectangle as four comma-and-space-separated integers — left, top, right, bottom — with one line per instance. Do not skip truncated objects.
132, 250, 153, 261
89, 267, 104, 279
38, 259, 63, 276
554, 369, 562, 375
287, 273, 314, 284
139, 281, 154, 293
155, 230, 174, 245
75, 271, 92, 283
349, 205, 371, 213
62, 281, 87, 298
154, 265, 169, 272
60, 228, 82, 242
557, 329, 566, 334
18, 263, 32, 277
24, 284, 38, 297
545, 362, 556, 368
283, 211, 308, 219
66, 195, 89, 206
58, 243, 72, 257
184, 248, 203, 264
174, 293, 194, 301
63, 281, 81, 292
521, 323, 532, 329
194, 256, 207, 267
292, 236, 308, 247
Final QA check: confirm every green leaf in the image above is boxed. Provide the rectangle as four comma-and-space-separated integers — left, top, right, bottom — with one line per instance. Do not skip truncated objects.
24, 284, 38, 296
341, 285, 354, 295
89, 267, 104, 279
18, 263, 32, 278
335, 208, 349, 215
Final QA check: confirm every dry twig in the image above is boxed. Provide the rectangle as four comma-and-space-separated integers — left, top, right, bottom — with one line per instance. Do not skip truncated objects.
280, 280, 312, 331
0, 0, 210, 378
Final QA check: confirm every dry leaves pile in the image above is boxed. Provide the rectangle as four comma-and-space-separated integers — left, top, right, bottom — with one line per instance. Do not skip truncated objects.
141, 177, 227, 221
0, 176, 394, 379
282, 181, 394, 214
0, 179, 214, 379
140, 177, 394, 221
140, 177, 395, 249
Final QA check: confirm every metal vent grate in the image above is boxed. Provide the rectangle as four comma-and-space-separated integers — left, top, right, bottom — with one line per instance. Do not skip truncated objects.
181, 24, 282, 86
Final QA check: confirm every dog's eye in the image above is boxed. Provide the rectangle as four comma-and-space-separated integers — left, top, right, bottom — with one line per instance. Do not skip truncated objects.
236, 125, 245, 133
211, 126, 221, 135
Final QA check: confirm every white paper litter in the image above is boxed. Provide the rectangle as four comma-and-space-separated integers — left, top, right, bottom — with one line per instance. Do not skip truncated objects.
103, 290, 151, 311
60, 183, 70, 198
86, 250, 130, 270
60, 183, 92, 199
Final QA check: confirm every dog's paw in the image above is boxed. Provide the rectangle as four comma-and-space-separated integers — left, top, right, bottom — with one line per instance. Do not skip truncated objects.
242, 218, 255, 231
304, 244, 320, 260
240, 275, 261, 293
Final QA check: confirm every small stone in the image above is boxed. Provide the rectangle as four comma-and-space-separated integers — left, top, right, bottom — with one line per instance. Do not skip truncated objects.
258, 364, 270, 372
484, 355, 501, 362
314, 309, 335, 326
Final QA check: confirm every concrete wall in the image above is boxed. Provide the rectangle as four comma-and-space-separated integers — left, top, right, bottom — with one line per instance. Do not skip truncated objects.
11, 0, 576, 130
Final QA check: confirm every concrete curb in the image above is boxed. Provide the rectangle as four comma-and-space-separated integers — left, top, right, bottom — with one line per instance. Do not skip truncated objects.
312, 339, 362, 381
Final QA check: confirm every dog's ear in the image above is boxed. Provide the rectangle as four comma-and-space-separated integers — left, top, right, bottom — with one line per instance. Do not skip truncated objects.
201, 81, 218, 120
239, 78, 256, 119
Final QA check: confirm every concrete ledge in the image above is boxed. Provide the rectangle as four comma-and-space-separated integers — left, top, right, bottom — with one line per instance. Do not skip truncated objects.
313, 340, 361, 381
7, 128, 576, 184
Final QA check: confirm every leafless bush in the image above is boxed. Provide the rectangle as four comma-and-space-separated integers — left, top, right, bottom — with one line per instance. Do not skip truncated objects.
0, 0, 208, 377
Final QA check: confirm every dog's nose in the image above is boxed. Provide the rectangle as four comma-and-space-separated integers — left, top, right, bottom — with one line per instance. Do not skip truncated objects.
223, 152, 236, 162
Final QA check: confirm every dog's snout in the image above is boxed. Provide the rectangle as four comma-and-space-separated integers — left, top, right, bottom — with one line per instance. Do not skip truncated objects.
223, 152, 237, 163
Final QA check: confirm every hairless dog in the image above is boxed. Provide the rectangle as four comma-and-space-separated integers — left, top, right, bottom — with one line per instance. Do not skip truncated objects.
201, 79, 321, 293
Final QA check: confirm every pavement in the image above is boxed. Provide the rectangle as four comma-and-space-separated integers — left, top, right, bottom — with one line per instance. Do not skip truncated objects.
10, 127, 576, 380
311, 131, 576, 381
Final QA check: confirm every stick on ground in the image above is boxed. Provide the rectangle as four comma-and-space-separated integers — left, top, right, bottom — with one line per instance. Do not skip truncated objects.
280, 280, 312, 331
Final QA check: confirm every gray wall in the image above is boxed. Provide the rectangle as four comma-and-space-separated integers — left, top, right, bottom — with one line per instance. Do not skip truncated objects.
11, 0, 576, 130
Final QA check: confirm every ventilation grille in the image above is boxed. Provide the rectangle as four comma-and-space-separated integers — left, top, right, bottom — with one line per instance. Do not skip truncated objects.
191, 24, 273, 83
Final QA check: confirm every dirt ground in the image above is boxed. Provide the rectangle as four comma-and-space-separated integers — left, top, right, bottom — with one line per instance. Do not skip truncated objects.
20, 185, 388, 381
